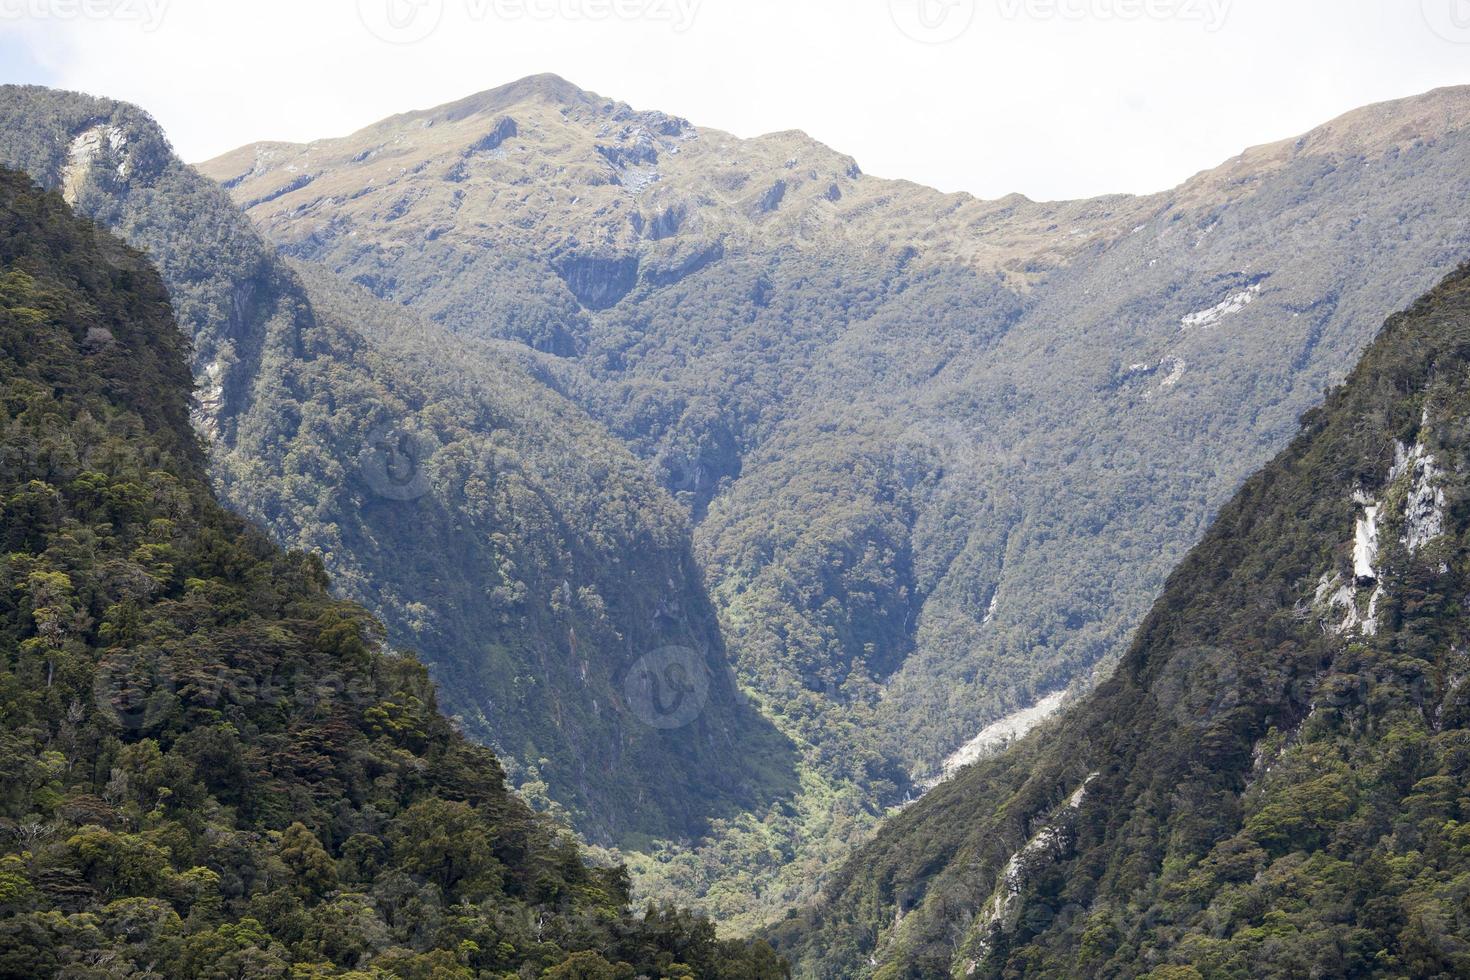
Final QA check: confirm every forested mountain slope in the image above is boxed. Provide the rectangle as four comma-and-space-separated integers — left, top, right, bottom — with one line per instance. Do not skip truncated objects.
0, 167, 786, 978
0, 86, 797, 846
772, 262, 1470, 978
203, 77, 1470, 926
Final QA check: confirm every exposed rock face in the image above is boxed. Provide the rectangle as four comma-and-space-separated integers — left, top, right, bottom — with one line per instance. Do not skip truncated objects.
1396, 438, 1446, 553
643, 238, 724, 287
1324, 421, 1453, 637
192, 358, 225, 438
640, 202, 687, 240
1180, 280, 1263, 329
467, 115, 518, 154
554, 252, 640, 310
61, 123, 128, 204
1354, 500, 1381, 582
597, 139, 658, 168
964, 774, 1098, 966
929, 689, 1068, 786
754, 179, 786, 213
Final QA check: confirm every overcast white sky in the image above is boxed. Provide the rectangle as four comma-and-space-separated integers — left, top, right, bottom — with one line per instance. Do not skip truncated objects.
0, 0, 1467, 201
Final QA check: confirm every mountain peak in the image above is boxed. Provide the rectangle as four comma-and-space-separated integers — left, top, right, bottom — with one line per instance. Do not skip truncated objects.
199, 80, 1470, 297
407, 72, 601, 123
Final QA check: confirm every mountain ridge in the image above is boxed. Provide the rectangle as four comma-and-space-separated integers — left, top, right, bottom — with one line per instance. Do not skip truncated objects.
198, 77, 1470, 280
196, 75, 1470, 931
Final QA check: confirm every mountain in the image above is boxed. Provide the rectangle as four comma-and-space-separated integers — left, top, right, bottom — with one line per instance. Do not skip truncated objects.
201, 77, 1470, 926
0, 85, 798, 847
771, 262, 1470, 977
0, 166, 787, 978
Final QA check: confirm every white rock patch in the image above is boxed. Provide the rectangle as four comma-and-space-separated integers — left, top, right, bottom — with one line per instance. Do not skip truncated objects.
930, 690, 1068, 787
192, 359, 225, 439
1181, 282, 1262, 330
61, 124, 129, 205
1316, 420, 1450, 640
969, 773, 1099, 962
1315, 572, 1363, 636
1393, 441, 1446, 553
1354, 502, 1381, 581
982, 591, 999, 626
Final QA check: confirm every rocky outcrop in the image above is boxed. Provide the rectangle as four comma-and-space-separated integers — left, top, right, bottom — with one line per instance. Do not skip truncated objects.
60, 123, 128, 204
754, 179, 787, 214
1316, 418, 1450, 638
554, 252, 640, 310
1181, 279, 1265, 330
597, 140, 659, 169
467, 115, 518, 154
1395, 436, 1446, 553
643, 238, 724, 287
1354, 498, 1381, 582
192, 358, 225, 439
961, 774, 1098, 970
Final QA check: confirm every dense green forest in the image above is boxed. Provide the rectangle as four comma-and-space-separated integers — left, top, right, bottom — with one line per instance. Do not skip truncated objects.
0, 86, 799, 847
770, 262, 1470, 977
0, 167, 789, 978
203, 77, 1470, 929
